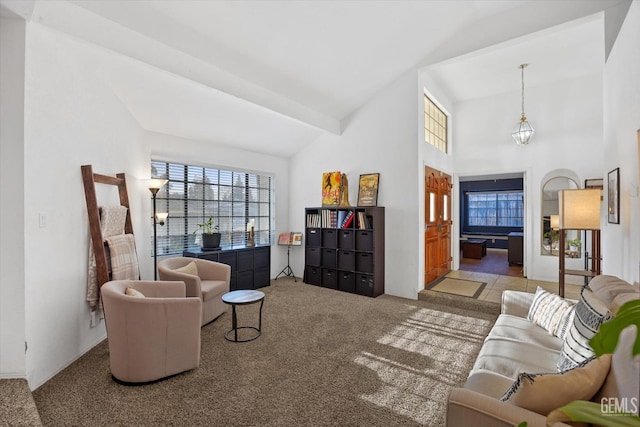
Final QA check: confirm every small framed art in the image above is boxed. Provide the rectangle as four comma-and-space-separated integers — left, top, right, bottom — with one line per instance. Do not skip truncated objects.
357, 173, 380, 207
584, 178, 604, 190
607, 167, 620, 224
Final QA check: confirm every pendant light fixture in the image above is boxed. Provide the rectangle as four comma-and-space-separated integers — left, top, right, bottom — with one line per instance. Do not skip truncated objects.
512, 63, 535, 145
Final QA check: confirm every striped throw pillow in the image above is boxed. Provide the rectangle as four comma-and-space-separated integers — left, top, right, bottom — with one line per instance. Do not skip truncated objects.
557, 288, 613, 372
554, 304, 576, 340
527, 287, 575, 336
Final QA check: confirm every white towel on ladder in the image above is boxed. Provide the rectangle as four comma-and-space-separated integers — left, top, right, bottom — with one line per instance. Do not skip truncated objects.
86, 205, 128, 310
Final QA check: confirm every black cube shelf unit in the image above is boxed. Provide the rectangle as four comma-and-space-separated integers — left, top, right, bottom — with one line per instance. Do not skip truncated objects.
183, 245, 270, 291
304, 206, 384, 297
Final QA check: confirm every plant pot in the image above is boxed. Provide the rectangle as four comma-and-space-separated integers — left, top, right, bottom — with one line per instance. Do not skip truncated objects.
202, 233, 221, 250
569, 245, 579, 252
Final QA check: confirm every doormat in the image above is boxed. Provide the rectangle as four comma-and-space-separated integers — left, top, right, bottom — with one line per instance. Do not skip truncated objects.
426, 277, 487, 299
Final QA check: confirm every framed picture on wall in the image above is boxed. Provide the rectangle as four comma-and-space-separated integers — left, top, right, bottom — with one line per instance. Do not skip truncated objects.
357, 173, 380, 206
607, 167, 620, 224
585, 178, 604, 190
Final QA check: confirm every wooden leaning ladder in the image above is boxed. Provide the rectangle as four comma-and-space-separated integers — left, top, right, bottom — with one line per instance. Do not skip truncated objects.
81, 164, 134, 290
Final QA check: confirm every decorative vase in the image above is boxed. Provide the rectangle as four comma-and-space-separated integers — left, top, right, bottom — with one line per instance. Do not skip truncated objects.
247, 227, 255, 247
202, 233, 221, 250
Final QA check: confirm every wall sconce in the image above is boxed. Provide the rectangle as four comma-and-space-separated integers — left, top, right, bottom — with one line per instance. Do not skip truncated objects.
156, 212, 168, 226
148, 179, 168, 280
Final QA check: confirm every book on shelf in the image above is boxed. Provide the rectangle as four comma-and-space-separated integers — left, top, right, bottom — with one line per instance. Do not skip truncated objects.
306, 213, 321, 228
357, 212, 372, 229
321, 209, 338, 228
341, 210, 354, 228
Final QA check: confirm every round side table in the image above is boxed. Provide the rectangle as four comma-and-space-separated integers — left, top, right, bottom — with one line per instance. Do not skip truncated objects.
221, 290, 265, 342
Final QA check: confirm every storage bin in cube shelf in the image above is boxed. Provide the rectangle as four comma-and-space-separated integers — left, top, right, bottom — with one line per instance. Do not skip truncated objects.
355, 230, 374, 251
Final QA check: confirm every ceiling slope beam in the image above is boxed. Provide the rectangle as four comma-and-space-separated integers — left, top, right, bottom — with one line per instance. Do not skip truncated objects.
604, 0, 633, 61
17, 0, 341, 135
417, 0, 630, 69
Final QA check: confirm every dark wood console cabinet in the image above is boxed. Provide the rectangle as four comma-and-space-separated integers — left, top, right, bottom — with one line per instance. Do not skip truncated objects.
304, 206, 384, 297
184, 245, 270, 291
507, 232, 523, 266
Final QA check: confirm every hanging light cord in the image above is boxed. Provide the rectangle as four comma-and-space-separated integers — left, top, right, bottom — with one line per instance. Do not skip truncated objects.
520, 64, 527, 119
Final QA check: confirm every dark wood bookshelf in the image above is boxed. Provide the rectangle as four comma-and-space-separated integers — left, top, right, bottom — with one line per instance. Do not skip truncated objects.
304, 206, 384, 297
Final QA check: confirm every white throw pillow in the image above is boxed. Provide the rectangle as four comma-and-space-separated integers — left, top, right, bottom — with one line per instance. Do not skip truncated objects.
124, 287, 145, 298
527, 286, 575, 337
501, 354, 612, 415
174, 261, 198, 276
557, 288, 612, 372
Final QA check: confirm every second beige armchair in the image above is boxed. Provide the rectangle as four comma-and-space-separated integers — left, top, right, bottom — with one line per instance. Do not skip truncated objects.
158, 257, 231, 326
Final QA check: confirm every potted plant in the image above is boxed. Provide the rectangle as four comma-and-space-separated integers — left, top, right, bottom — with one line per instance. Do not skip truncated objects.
567, 238, 582, 252
544, 230, 559, 249
193, 217, 221, 249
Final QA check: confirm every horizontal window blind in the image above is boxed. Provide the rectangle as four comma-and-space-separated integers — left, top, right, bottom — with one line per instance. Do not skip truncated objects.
151, 161, 273, 256
467, 191, 523, 227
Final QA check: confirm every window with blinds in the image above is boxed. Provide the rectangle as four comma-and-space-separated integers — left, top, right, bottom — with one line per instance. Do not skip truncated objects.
467, 191, 524, 227
424, 94, 448, 153
151, 161, 273, 256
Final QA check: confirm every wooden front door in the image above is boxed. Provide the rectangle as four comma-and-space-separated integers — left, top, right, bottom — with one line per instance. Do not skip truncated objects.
424, 167, 452, 287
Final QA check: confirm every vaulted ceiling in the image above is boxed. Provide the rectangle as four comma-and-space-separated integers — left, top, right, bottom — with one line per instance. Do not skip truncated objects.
0, 0, 631, 157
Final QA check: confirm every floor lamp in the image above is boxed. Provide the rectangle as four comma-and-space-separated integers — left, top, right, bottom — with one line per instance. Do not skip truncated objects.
148, 179, 168, 280
558, 189, 601, 297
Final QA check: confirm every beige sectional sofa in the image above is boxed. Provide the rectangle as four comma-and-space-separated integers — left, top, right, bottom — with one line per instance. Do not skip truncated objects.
447, 275, 639, 427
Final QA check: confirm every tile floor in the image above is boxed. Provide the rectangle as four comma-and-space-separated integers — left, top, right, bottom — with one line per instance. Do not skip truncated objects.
445, 270, 583, 303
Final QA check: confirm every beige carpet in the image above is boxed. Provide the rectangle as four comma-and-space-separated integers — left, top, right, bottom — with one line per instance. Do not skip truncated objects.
425, 277, 487, 299
0, 379, 42, 426
32, 278, 498, 426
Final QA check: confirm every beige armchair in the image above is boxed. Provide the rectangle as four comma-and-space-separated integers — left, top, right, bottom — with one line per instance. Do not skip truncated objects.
158, 257, 231, 326
100, 280, 202, 384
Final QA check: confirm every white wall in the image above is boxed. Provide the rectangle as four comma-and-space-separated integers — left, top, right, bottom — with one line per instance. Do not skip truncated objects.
451, 72, 605, 283
17, 23, 292, 388
602, 0, 640, 285
290, 70, 420, 299
22, 24, 146, 388
0, 16, 27, 378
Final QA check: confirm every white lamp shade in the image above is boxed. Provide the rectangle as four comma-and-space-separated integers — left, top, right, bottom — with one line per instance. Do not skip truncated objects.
148, 178, 168, 190
550, 214, 559, 230
156, 212, 168, 225
558, 189, 601, 230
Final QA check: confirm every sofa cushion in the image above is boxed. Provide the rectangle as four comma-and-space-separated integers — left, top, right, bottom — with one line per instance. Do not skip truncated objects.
464, 369, 515, 399
174, 261, 199, 276
487, 314, 563, 350
500, 354, 611, 415
200, 280, 228, 302
557, 288, 613, 372
528, 286, 575, 337
471, 315, 563, 379
610, 291, 640, 315
588, 275, 639, 309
